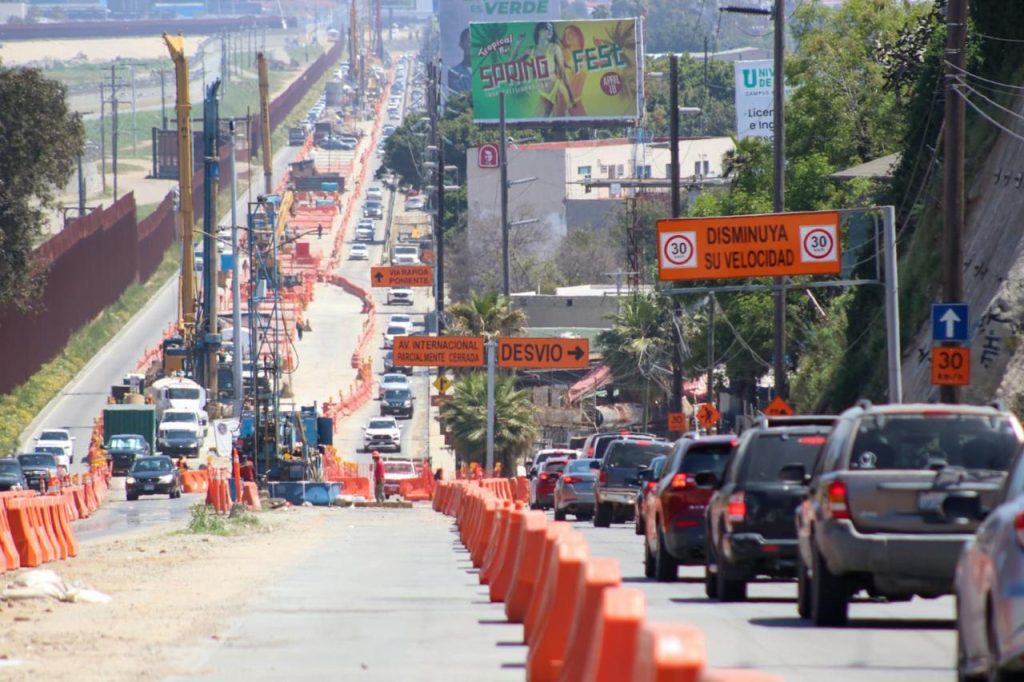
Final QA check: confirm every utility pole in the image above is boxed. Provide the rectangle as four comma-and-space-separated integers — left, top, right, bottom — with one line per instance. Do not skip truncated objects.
221, 32, 229, 93
130, 65, 138, 152
720, 2, 787, 398
707, 295, 716, 412
669, 54, 684, 416
485, 339, 496, 474
499, 92, 510, 297
160, 69, 168, 130
230, 120, 243, 414
435, 114, 446, 326
110, 65, 119, 200
941, 0, 967, 404
99, 82, 107, 193
77, 154, 86, 217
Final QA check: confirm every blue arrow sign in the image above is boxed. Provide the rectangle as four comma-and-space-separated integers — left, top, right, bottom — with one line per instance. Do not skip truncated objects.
932, 303, 969, 343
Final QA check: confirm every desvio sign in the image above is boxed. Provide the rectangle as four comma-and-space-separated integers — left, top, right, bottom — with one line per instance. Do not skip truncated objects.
497, 338, 589, 369
656, 210, 841, 281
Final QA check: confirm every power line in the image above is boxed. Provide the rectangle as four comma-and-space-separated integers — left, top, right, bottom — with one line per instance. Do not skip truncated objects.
953, 86, 1024, 145
944, 60, 1024, 91
974, 31, 1024, 44
955, 78, 1024, 124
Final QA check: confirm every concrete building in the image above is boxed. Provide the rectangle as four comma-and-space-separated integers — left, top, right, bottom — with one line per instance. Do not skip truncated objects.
466, 136, 734, 268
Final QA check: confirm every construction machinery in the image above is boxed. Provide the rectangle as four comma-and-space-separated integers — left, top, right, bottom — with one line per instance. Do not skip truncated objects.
257, 52, 273, 194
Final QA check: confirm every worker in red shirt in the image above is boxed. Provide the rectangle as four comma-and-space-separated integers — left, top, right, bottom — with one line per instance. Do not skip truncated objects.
239, 456, 256, 483
372, 451, 386, 502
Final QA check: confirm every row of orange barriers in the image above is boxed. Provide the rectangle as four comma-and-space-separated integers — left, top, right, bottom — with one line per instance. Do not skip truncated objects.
432, 480, 782, 682
0, 472, 109, 572
202, 468, 262, 512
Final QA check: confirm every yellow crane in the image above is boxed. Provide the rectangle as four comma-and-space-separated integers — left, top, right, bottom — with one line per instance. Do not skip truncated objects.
163, 33, 197, 342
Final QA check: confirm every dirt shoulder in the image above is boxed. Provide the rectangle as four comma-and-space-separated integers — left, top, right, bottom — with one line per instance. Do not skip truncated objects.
0, 507, 332, 681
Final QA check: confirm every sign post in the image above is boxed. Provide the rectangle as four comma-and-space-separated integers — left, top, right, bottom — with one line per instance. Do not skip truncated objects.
485, 339, 496, 475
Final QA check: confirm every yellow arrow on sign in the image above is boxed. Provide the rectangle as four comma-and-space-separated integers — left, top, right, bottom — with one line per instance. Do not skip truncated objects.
433, 374, 453, 394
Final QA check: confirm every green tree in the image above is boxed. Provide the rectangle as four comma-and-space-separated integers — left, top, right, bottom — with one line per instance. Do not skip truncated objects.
439, 372, 538, 473
0, 65, 84, 309
445, 290, 526, 338
597, 292, 675, 427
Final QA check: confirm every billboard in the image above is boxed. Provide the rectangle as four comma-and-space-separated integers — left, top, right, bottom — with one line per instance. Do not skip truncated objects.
469, 18, 643, 124
439, 0, 560, 95
734, 59, 774, 139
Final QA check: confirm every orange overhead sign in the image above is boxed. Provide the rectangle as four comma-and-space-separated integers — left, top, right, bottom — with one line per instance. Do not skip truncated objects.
392, 336, 485, 367
763, 396, 795, 416
931, 346, 970, 386
667, 412, 688, 432
497, 338, 589, 369
656, 210, 842, 281
696, 403, 720, 430
370, 265, 434, 288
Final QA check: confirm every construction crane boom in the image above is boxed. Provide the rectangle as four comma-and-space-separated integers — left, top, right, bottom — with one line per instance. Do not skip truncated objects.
163, 33, 197, 339
257, 52, 273, 195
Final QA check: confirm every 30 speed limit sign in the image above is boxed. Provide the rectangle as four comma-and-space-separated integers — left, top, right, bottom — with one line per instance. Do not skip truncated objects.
799, 224, 839, 263
659, 231, 698, 269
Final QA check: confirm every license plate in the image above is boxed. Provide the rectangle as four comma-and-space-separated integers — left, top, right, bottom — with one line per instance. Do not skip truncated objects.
144, 484, 155, 491
918, 491, 945, 512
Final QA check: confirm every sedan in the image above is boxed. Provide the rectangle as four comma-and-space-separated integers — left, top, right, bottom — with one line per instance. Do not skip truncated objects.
386, 288, 413, 305
553, 458, 599, 521
125, 456, 182, 500
956, 446, 1024, 680
349, 243, 369, 260
0, 458, 27, 491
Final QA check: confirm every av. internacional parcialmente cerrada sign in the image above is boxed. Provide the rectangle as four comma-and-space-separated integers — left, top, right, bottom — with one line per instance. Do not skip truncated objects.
469, 18, 643, 124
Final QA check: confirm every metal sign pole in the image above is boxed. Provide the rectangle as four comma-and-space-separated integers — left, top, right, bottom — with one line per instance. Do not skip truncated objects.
485, 339, 496, 475
882, 205, 902, 403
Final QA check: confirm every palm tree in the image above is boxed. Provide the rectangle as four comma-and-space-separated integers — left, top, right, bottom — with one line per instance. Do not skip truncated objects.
444, 290, 526, 338
439, 372, 538, 474
597, 292, 677, 428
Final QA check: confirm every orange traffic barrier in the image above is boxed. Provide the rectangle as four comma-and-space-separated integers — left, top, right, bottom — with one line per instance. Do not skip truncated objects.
242, 482, 262, 511
43, 498, 68, 560
0, 497, 22, 570
469, 497, 497, 566
53, 495, 78, 558
631, 621, 707, 682
72, 485, 90, 519
480, 501, 513, 585
505, 510, 550, 622
205, 469, 217, 506
84, 475, 98, 513
29, 498, 57, 563
337, 476, 371, 499
6, 497, 42, 568
560, 557, 624, 682
181, 470, 209, 493
514, 476, 530, 504
490, 504, 527, 602
526, 534, 589, 681
575, 587, 648, 682
523, 522, 574, 643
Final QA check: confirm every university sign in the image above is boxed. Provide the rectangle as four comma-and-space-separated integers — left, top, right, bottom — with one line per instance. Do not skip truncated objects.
656, 211, 842, 281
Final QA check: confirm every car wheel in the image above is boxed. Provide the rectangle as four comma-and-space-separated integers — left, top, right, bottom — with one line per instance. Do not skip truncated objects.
634, 512, 644, 536
704, 541, 720, 599
643, 535, 656, 579
655, 528, 679, 582
956, 612, 984, 682
716, 554, 747, 602
593, 502, 612, 528
126, 493, 138, 502
554, 507, 566, 521
576, 511, 593, 521
811, 546, 848, 626
797, 551, 812, 619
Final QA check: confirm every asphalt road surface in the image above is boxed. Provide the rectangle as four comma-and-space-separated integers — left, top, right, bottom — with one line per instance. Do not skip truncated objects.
74, 479, 203, 544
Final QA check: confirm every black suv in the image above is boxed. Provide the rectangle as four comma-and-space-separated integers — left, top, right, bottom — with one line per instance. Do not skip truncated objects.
593, 438, 672, 527
705, 416, 835, 601
381, 388, 414, 419
16, 453, 62, 492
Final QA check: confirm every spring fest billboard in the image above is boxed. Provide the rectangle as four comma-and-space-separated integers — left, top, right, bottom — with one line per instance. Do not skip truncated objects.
469, 18, 643, 124
440, 0, 560, 95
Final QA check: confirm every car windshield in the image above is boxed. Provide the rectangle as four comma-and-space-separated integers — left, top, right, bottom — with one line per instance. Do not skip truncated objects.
18, 454, 56, 467
848, 414, 1019, 471
383, 374, 406, 384
109, 436, 144, 449
384, 462, 415, 475
163, 412, 194, 422
39, 430, 68, 441
384, 389, 411, 400
543, 461, 568, 474
368, 419, 395, 429
0, 460, 20, 474
741, 432, 828, 482
167, 387, 201, 400
35, 446, 63, 456
679, 443, 734, 476
567, 459, 597, 473
132, 458, 173, 472
386, 325, 406, 335
162, 430, 196, 440
605, 442, 672, 468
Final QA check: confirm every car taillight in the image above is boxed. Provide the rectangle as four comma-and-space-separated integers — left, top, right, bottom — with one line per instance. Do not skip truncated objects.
539, 473, 549, 481
588, 447, 595, 455
562, 476, 577, 484
645, 481, 656, 492
726, 492, 746, 524
798, 436, 827, 445
670, 473, 689, 489
1015, 512, 1024, 548
827, 480, 850, 520
599, 470, 607, 484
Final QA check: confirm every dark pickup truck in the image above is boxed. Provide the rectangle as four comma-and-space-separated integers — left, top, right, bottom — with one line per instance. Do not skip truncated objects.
705, 416, 835, 601
593, 438, 672, 527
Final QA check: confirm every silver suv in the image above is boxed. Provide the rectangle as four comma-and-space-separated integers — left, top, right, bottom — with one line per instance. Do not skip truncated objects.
796, 401, 1023, 625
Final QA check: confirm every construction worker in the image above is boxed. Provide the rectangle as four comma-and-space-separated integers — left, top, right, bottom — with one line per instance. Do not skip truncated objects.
372, 451, 385, 502
239, 456, 256, 483
176, 457, 188, 472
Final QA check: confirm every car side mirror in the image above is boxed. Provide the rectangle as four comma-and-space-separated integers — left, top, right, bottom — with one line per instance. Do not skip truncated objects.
694, 471, 719, 489
778, 463, 809, 484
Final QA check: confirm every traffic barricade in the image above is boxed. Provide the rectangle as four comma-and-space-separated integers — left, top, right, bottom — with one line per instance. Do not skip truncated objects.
526, 534, 590, 681
489, 504, 527, 603
242, 482, 262, 511
0, 495, 22, 570
480, 501, 513, 585
575, 587, 647, 682
6, 497, 42, 568
560, 557, 624, 682
523, 522, 574, 643
630, 621, 707, 682
505, 510, 550, 623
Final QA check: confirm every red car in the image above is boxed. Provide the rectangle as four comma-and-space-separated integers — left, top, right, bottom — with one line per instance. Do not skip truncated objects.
643, 435, 737, 581
529, 458, 569, 510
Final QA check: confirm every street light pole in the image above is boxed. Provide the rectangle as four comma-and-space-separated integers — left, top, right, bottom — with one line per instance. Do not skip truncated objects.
485, 339, 496, 475
669, 54, 684, 416
499, 92, 510, 297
